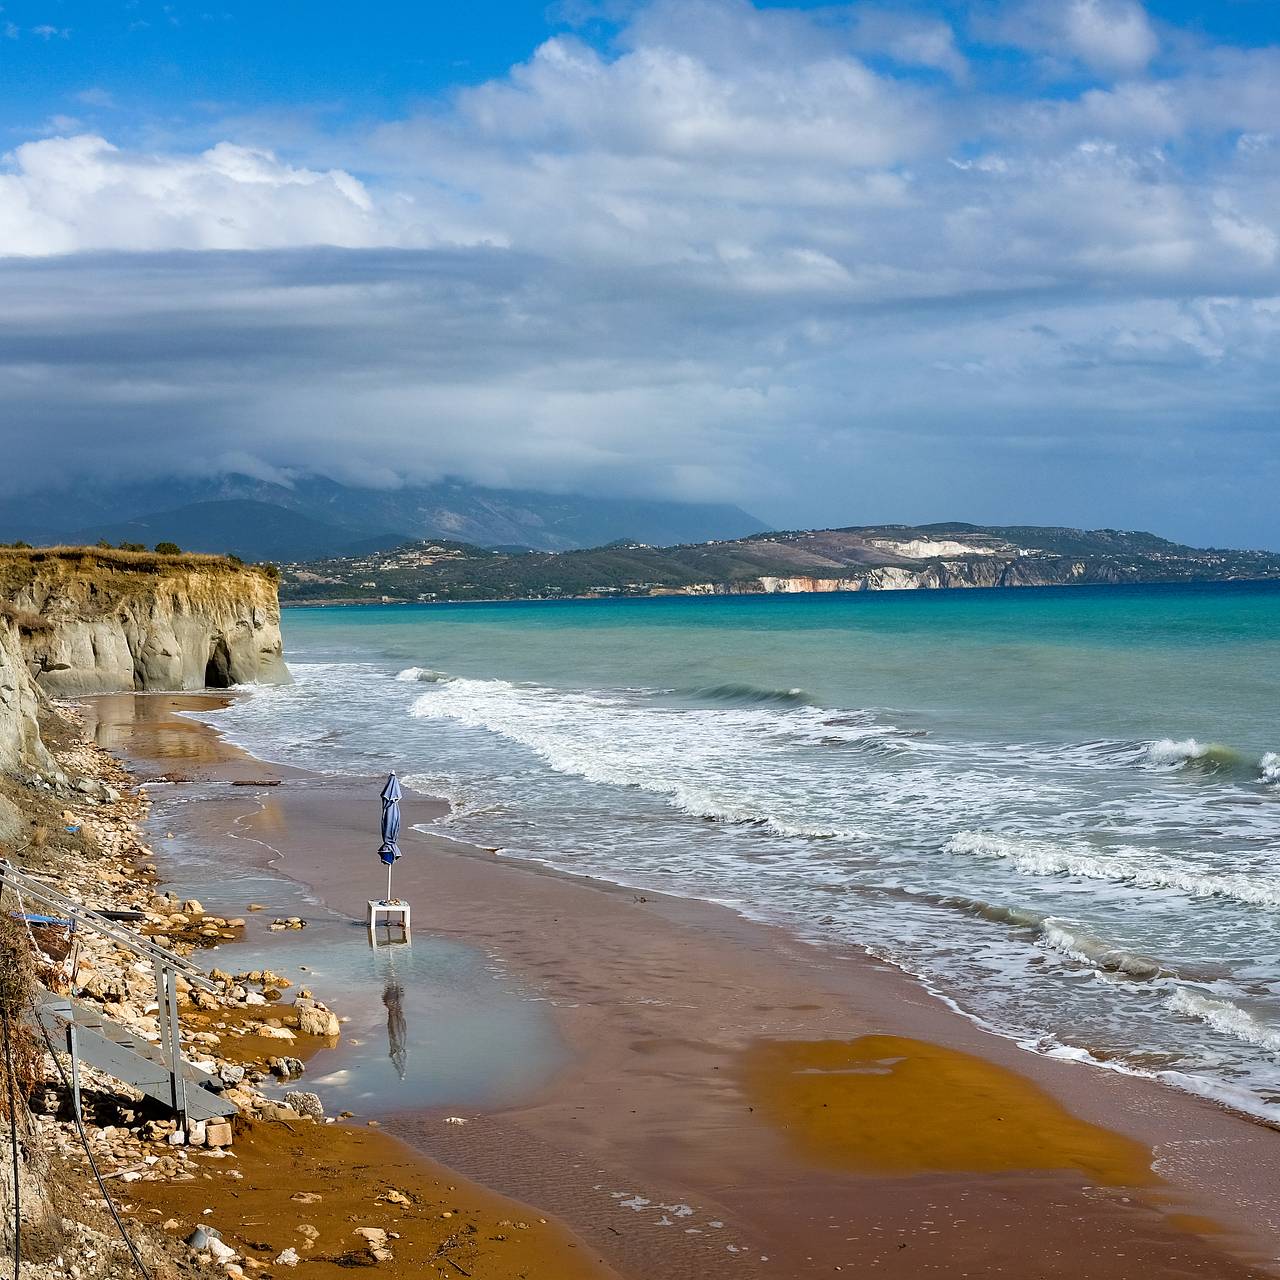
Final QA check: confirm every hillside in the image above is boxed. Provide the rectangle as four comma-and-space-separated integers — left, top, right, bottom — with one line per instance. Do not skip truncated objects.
278, 522, 1280, 604
69, 499, 407, 563
1, 474, 767, 555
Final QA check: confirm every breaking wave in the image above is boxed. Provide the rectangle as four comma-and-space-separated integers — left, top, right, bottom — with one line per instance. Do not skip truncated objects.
944, 831, 1280, 909
1168, 989, 1280, 1055
1038, 919, 1165, 980
678, 682, 815, 707
926, 893, 1166, 979
1142, 737, 1276, 782
395, 666, 448, 683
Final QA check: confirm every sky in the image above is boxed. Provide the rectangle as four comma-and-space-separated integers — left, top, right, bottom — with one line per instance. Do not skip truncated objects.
1, 1, 1279, 546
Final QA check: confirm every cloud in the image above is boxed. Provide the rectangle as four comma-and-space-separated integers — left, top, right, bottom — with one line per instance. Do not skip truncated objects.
0, 0, 1278, 544
982, 0, 1159, 76
0, 135, 397, 254
75, 87, 118, 109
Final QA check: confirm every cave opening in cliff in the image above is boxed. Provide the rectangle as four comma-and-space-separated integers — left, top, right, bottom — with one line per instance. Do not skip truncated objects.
204, 639, 233, 688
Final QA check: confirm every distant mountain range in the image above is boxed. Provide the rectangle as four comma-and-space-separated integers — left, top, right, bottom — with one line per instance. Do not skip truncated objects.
0, 474, 767, 559
280, 522, 1280, 603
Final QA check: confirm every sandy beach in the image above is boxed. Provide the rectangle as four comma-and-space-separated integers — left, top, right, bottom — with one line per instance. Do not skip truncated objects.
82, 692, 1280, 1280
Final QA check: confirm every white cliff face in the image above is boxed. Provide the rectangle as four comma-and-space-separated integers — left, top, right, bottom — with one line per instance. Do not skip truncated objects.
868, 538, 1006, 559
0, 618, 53, 777
3, 555, 290, 696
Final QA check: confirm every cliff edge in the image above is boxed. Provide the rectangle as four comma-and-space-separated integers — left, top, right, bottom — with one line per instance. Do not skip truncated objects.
0, 547, 290, 696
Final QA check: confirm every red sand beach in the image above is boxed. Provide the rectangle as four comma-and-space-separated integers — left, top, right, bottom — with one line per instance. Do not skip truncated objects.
82, 693, 1280, 1280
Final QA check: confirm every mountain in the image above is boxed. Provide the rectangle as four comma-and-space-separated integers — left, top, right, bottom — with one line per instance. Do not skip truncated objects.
68, 500, 408, 564
0, 474, 767, 556
278, 521, 1280, 603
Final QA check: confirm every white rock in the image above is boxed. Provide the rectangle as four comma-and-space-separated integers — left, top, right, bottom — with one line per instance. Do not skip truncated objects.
208, 1237, 237, 1264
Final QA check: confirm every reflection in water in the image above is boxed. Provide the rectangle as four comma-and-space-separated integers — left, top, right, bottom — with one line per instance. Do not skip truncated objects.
384, 974, 409, 1080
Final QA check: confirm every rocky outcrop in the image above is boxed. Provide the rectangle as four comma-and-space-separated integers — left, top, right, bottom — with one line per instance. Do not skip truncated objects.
1, 550, 289, 696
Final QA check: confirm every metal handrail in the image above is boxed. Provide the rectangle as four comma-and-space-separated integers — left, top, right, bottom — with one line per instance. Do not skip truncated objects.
0, 859, 220, 993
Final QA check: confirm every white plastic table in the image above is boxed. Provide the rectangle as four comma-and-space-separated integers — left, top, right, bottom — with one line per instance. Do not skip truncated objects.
367, 899, 411, 937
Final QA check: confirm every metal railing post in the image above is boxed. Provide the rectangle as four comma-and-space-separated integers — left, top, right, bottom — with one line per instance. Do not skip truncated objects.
67, 1023, 83, 1124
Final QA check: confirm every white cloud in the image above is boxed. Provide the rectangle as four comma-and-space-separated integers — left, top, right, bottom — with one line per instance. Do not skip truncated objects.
0, 135, 400, 255
985, 0, 1159, 76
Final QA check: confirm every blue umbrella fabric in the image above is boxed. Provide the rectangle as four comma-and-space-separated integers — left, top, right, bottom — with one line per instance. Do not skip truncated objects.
379, 772, 402, 866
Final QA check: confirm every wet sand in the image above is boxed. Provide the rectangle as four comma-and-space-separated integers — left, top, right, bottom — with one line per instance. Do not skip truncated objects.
82, 693, 1280, 1279
124, 1116, 623, 1278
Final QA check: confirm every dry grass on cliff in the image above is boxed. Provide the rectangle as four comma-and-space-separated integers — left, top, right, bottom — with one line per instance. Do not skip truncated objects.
0, 546, 276, 591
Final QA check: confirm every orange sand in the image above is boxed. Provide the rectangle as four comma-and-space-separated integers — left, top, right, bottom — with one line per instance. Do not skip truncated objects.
124, 1117, 620, 1279
742, 1035, 1157, 1186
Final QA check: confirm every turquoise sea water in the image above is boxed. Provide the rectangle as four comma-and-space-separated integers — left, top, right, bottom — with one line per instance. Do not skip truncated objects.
199, 582, 1280, 1118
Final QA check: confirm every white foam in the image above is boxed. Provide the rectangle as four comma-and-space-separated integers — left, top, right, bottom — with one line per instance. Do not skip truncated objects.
1038, 918, 1163, 980
1167, 988, 1280, 1055
395, 666, 445, 683
1261, 752, 1280, 785
1145, 737, 1210, 766
945, 831, 1280, 909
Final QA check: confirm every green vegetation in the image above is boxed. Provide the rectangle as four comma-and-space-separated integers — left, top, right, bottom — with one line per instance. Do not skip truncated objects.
154, 541, 182, 555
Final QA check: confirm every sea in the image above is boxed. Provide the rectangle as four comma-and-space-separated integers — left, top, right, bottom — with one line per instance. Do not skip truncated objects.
192, 581, 1280, 1121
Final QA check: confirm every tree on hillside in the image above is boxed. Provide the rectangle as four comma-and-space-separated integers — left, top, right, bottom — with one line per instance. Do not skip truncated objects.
154, 541, 181, 555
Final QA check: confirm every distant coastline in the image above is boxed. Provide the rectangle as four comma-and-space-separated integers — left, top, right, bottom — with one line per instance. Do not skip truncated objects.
277, 520, 1280, 606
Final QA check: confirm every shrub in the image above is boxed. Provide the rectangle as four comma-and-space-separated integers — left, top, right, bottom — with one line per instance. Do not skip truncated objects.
154, 541, 181, 556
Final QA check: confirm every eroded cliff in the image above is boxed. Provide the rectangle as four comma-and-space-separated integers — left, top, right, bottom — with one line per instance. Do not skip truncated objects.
0, 611, 52, 778
0, 548, 290, 696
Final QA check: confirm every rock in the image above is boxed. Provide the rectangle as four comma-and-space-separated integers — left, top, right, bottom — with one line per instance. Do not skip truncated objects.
296, 1004, 340, 1038
257, 1025, 296, 1041
219, 1063, 246, 1086
382, 1189, 411, 1206
204, 1121, 234, 1148
283, 1091, 324, 1121
186, 1225, 220, 1249
273, 1247, 300, 1267
289, 1191, 322, 1204
354, 1227, 393, 1263
208, 1237, 237, 1264
186, 1120, 207, 1146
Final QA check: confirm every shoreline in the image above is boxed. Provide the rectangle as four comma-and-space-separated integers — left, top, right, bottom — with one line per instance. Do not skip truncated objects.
2, 695, 618, 1280
88, 691, 1280, 1279
278, 576, 1280, 608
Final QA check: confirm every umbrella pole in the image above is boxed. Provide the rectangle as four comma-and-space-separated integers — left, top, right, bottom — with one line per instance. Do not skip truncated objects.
386, 860, 393, 904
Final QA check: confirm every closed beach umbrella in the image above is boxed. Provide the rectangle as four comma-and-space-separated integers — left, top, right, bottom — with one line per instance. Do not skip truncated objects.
378, 772, 402, 902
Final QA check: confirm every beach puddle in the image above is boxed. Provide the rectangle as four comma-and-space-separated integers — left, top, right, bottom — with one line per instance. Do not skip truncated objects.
144, 787, 569, 1114
80, 693, 241, 763
741, 1035, 1157, 1185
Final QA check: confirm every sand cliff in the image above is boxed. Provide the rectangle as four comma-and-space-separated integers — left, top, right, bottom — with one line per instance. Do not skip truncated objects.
1, 548, 289, 697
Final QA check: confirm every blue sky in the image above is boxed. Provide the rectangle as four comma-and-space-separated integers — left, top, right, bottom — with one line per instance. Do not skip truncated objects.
2, 1, 1279, 543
